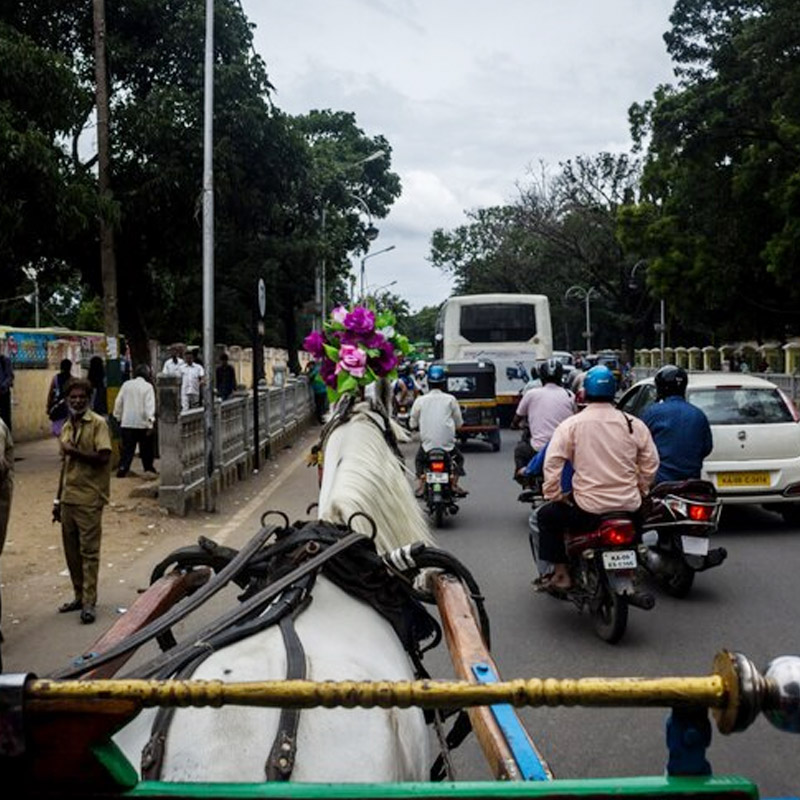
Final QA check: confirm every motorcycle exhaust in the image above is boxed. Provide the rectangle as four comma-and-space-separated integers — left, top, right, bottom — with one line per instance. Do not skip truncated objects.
626, 590, 656, 610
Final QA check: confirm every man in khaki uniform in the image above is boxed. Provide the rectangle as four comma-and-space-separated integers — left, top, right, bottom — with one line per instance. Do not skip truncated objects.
54, 378, 111, 624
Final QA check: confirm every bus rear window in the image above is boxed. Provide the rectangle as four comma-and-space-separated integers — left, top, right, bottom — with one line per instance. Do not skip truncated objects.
459, 304, 536, 342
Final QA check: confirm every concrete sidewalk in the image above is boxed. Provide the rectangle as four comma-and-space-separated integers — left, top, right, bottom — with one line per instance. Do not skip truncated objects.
2, 423, 324, 676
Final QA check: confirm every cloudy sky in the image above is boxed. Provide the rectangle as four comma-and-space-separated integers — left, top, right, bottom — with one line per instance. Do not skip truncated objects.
241, 0, 678, 312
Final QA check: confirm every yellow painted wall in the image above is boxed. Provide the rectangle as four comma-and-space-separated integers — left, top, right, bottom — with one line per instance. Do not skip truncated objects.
10, 370, 56, 441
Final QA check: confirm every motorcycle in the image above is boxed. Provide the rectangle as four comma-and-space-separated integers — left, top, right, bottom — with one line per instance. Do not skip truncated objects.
525, 494, 655, 644
423, 448, 460, 528
394, 401, 411, 430
638, 479, 726, 598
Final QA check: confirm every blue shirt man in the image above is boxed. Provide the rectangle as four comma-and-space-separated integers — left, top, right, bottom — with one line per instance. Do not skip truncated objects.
641, 395, 713, 484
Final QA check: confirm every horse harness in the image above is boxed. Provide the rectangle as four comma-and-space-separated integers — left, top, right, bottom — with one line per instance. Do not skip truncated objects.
121, 519, 453, 781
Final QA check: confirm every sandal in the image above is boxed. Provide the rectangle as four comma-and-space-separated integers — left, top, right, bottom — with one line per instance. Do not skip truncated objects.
414, 488, 425, 498
80, 606, 96, 625
58, 599, 82, 613
452, 487, 469, 497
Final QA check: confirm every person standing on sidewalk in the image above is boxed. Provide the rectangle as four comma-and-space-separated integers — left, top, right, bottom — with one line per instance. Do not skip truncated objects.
112, 365, 157, 477
180, 349, 204, 411
54, 378, 111, 625
0, 417, 13, 662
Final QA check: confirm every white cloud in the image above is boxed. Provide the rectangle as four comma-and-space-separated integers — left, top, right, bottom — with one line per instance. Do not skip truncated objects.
246, 0, 677, 312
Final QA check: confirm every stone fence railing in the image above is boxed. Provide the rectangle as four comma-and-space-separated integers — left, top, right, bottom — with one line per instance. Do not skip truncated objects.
156, 374, 314, 515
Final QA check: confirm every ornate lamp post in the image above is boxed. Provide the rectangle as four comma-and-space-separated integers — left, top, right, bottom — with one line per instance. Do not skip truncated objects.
565, 285, 599, 355
629, 260, 666, 364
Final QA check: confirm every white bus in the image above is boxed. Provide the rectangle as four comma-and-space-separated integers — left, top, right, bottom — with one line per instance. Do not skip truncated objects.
434, 293, 553, 422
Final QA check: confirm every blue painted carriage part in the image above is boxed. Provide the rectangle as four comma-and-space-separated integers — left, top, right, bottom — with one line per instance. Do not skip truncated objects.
471, 661, 550, 781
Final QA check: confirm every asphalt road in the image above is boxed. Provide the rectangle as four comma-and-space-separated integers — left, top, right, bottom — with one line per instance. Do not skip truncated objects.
412, 429, 800, 797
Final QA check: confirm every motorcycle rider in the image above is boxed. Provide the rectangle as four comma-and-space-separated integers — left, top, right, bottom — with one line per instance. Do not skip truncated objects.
537, 365, 659, 591
512, 357, 576, 479
393, 362, 418, 414
409, 364, 467, 498
641, 365, 713, 484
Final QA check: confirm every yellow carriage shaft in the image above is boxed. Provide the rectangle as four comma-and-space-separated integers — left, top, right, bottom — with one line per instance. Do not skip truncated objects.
29, 674, 725, 711
19, 651, 777, 736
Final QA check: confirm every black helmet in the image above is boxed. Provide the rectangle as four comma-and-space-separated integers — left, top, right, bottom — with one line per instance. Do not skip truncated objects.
538, 357, 564, 385
654, 365, 688, 399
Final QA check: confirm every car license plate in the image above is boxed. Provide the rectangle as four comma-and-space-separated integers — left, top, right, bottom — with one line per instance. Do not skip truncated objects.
602, 550, 637, 570
426, 472, 449, 484
682, 535, 710, 556
716, 471, 771, 488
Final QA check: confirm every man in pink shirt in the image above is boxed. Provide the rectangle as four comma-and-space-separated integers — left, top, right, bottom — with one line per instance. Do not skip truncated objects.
512, 358, 576, 478
537, 365, 659, 591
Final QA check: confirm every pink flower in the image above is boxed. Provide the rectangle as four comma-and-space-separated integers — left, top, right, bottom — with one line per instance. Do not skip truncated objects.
302, 330, 325, 358
331, 306, 348, 324
343, 306, 375, 335
335, 344, 368, 378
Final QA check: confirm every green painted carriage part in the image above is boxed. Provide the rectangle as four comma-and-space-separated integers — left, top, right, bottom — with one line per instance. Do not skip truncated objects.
124, 776, 759, 800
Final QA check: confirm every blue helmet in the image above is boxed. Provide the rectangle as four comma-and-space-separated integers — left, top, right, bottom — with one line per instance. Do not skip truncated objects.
583, 365, 616, 400
427, 364, 446, 384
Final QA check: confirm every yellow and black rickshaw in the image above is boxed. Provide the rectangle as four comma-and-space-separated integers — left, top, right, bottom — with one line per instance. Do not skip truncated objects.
438, 359, 501, 452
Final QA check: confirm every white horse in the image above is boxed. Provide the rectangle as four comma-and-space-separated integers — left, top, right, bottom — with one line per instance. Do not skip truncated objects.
114, 400, 434, 783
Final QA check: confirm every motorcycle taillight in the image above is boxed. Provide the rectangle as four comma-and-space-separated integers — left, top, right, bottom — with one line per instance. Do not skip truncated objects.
688, 503, 715, 522
430, 461, 446, 473
598, 519, 636, 546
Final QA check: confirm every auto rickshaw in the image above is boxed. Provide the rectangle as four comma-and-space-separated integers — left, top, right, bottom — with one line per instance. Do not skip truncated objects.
438, 359, 501, 451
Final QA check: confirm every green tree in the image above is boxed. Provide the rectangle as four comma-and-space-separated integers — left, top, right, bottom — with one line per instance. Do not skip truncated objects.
630, 0, 800, 341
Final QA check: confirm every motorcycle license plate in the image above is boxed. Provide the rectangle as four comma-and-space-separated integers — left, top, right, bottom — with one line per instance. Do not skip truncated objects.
602, 550, 637, 570
681, 535, 710, 556
426, 472, 449, 484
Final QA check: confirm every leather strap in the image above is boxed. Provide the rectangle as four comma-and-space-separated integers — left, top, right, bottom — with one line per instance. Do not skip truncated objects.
264, 614, 307, 780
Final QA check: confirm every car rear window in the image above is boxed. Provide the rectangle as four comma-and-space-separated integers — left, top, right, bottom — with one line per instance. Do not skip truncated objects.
689, 387, 794, 425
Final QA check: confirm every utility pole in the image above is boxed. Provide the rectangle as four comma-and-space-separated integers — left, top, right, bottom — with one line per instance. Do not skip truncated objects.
92, 0, 119, 338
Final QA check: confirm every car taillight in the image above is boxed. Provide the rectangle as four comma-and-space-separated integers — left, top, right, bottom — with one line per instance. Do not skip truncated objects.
430, 461, 446, 473
688, 503, 715, 522
598, 519, 636, 546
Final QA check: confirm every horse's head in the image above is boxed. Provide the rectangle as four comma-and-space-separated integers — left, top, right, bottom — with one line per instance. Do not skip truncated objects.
317, 398, 433, 552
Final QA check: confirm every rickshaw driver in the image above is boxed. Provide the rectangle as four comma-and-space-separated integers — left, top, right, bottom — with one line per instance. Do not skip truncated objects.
409, 364, 468, 498
512, 358, 577, 480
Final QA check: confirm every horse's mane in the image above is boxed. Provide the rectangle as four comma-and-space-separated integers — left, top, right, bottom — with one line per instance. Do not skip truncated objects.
318, 401, 434, 552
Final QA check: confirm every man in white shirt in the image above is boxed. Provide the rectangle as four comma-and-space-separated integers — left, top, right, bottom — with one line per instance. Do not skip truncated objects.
180, 350, 205, 411
112, 365, 157, 477
162, 345, 185, 378
409, 364, 467, 498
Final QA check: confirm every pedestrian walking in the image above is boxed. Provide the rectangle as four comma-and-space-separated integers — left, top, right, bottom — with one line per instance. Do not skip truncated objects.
53, 378, 112, 625
0, 348, 13, 431
216, 352, 236, 401
46, 359, 73, 437
181, 350, 204, 411
112, 365, 157, 477
0, 417, 13, 664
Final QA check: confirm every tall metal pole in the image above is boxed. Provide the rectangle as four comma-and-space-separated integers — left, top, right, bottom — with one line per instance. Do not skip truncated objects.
659, 298, 666, 364
585, 292, 593, 355
92, 0, 119, 339
320, 206, 327, 322
202, 0, 215, 511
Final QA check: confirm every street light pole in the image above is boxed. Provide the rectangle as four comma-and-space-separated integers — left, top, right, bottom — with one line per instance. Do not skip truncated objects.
628, 260, 666, 365
360, 245, 396, 302
564, 285, 597, 354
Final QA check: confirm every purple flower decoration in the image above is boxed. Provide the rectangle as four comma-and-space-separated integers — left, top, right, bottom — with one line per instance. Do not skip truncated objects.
371, 340, 399, 375
302, 330, 325, 359
320, 358, 337, 388
343, 306, 375, 335
335, 344, 368, 378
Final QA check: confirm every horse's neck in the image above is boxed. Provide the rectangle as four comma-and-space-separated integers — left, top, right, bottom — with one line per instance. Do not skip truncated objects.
318, 408, 432, 552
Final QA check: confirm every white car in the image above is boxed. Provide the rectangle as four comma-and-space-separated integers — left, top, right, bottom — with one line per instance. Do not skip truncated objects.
617, 373, 800, 523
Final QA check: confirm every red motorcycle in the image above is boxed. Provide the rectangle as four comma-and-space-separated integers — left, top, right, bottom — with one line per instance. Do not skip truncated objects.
529, 507, 655, 644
